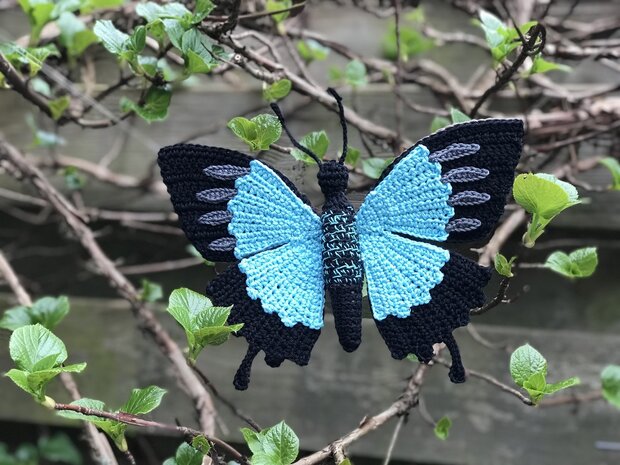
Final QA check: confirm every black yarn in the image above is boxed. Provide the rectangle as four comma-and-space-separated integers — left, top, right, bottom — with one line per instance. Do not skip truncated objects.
270, 103, 322, 165
374, 253, 491, 383
319, 160, 363, 352
326, 88, 349, 164
207, 264, 321, 390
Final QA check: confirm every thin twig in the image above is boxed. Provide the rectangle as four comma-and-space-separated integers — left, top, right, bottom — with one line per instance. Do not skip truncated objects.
53, 403, 248, 465
292, 363, 429, 465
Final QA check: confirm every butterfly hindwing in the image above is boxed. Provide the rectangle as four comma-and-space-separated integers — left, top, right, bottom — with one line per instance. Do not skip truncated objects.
357, 119, 523, 381
158, 145, 324, 389
374, 253, 490, 382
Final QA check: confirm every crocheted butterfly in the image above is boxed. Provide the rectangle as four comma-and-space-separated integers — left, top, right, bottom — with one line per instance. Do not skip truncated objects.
158, 90, 523, 390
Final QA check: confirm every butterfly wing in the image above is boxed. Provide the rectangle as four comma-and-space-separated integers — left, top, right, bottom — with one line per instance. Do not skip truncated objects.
158, 145, 323, 389
356, 119, 523, 382
378, 119, 524, 242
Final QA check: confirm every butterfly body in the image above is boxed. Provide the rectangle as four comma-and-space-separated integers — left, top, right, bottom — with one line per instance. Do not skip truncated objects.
318, 161, 364, 351
158, 116, 524, 390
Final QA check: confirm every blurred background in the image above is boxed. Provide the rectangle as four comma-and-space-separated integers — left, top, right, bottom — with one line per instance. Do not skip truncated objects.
1, 0, 619, 464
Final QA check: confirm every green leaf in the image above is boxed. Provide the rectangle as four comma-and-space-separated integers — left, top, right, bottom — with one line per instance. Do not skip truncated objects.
434, 416, 451, 440
129, 25, 146, 53
192, 0, 215, 22
57, 12, 98, 58
181, 29, 218, 74
121, 385, 167, 415
56, 397, 107, 422
31, 76, 51, 96
245, 422, 298, 465
139, 279, 163, 302
296, 39, 329, 62
93, 20, 129, 55
342, 146, 361, 167
263, 79, 292, 102
18, 0, 55, 44
167, 288, 240, 362
345, 60, 368, 88
135, 2, 191, 22
0, 296, 70, 331
534, 173, 579, 203
38, 433, 82, 465
382, 24, 434, 61
509, 343, 547, 387
509, 344, 578, 403
290, 130, 329, 163
430, 116, 450, 133
494, 253, 516, 278
529, 56, 571, 75
6, 324, 85, 400
168, 288, 213, 327
601, 365, 620, 409
544, 377, 580, 394
544, 247, 598, 279
62, 166, 86, 190
241, 428, 265, 455
193, 306, 232, 328
138, 55, 159, 77
80, 0, 124, 13
522, 371, 547, 403
362, 157, 394, 179
49, 95, 70, 120
120, 86, 171, 122
9, 324, 67, 372
57, 398, 128, 451
513, 173, 580, 246
191, 436, 211, 455
164, 442, 205, 465
0, 42, 60, 77
450, 107, 471, 124
162, 19, 185, 49
0, 306, 32, 331
479, 9, 504, 32
266, 0, 292, 24
5, 369, 32, 394
599, 157, 620, 190
227, 114, 282, 151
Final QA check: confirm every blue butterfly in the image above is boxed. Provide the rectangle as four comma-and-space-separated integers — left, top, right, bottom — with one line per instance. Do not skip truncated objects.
158, 90, 523, 390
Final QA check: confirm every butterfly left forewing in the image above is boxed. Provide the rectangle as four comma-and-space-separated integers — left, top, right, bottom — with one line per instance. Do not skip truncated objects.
158, 146, 324, 389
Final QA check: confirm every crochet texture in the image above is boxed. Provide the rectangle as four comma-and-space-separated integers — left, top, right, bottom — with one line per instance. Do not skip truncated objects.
157, 118, 524, 389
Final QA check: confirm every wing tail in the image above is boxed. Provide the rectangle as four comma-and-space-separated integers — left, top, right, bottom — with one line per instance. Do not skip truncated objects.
207, 264, 321, 390
374, 253, 490, 382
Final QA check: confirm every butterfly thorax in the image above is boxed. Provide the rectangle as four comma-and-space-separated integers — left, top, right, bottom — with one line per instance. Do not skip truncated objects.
318, 161, 363, 352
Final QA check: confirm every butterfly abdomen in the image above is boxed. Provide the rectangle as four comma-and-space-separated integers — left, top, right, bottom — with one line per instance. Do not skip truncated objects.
321, 203, 363, 352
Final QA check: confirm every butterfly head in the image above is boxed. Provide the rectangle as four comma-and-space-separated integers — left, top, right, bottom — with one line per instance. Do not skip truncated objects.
318, 160, 349, 196
271, 87, 351, 198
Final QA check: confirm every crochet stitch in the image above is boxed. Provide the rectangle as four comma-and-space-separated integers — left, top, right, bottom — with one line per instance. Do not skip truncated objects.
319, 160, 363, 352
157, 115, 524, 390
357, 145, 454, 242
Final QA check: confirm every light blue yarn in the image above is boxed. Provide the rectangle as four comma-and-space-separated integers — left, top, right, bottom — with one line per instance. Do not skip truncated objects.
359, 232, 449, 320
356, 145, 454, 242
228, 160, 324, 330
356, 144, 453, 320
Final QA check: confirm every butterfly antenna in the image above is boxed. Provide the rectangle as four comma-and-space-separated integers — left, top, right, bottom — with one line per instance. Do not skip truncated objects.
270, 103, 322, 165
327, 88, 348, 164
